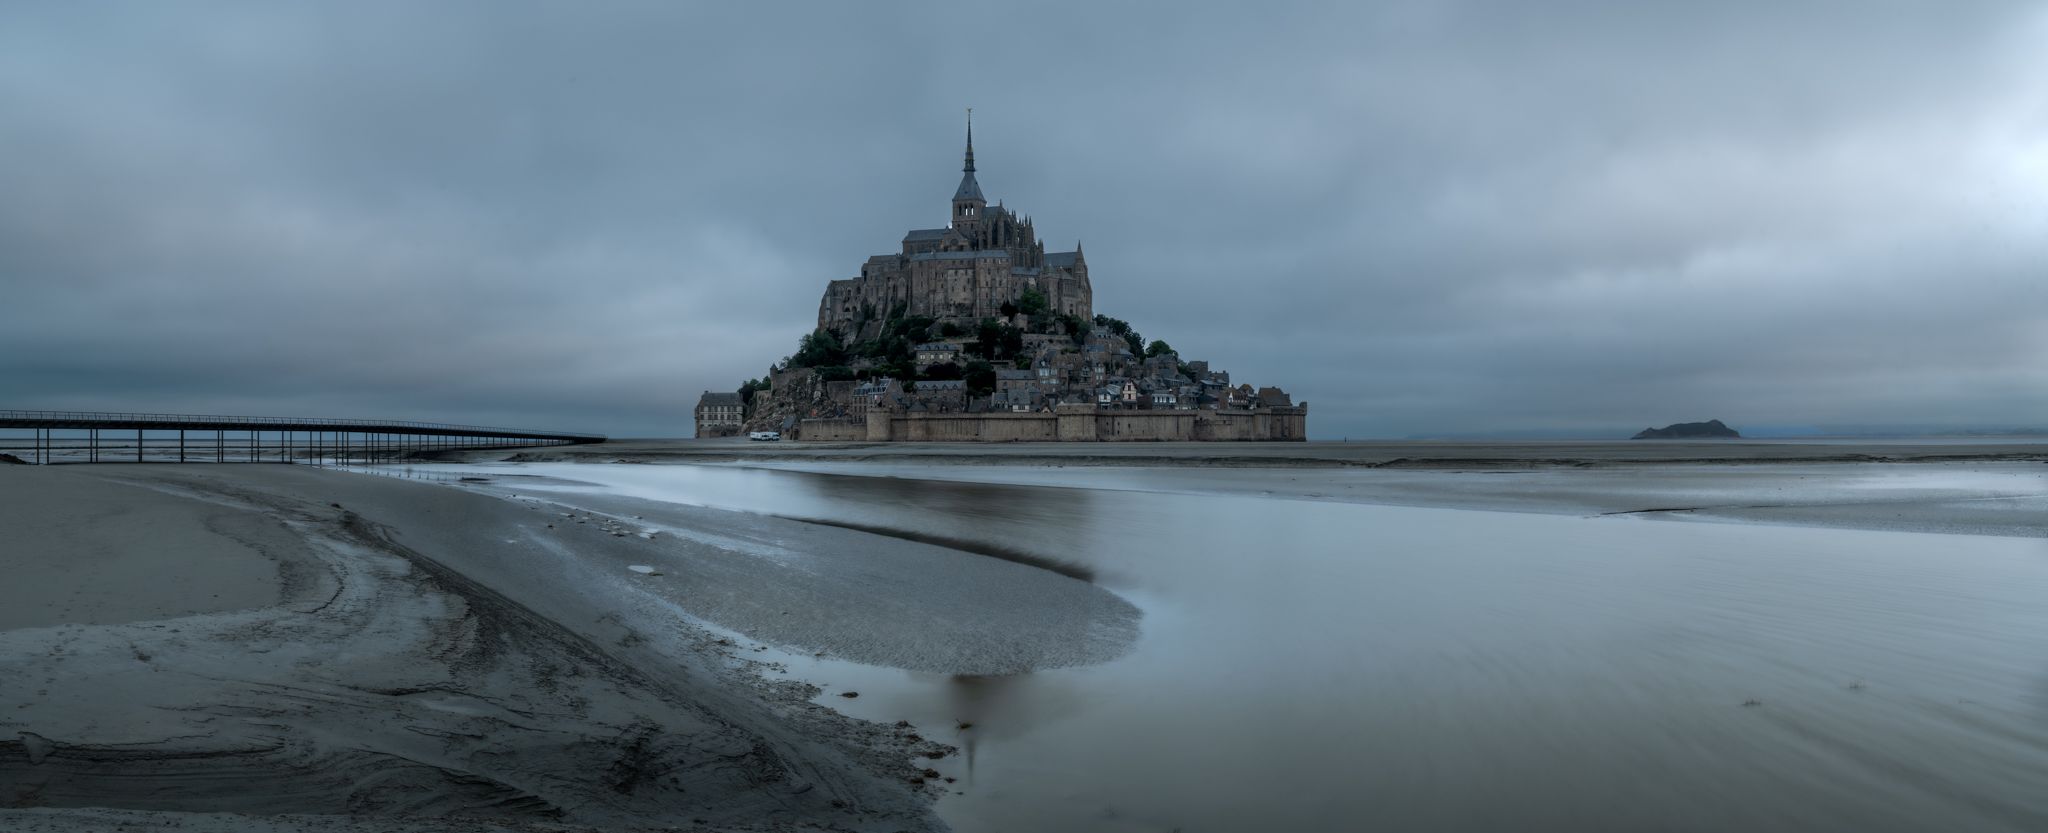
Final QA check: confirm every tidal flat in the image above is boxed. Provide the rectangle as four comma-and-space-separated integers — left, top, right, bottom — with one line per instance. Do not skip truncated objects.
8, 444, 2048, 832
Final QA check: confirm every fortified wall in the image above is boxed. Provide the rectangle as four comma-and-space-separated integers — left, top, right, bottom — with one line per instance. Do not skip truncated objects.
785, 403, 1307, 443
708, 121, 1309, 443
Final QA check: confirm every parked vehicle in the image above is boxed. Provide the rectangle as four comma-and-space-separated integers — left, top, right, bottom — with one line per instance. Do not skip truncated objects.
748, 431, 781, 442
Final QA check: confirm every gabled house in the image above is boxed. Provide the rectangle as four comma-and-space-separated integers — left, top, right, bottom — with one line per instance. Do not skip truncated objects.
995, 369, 1036, 391
914, 343, 961, 370
695, 391, 746, 438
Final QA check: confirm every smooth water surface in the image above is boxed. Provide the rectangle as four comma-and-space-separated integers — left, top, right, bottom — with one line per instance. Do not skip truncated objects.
397, 462, 2048, 832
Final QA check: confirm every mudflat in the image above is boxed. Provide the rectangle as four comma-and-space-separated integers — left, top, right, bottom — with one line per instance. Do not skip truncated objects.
0, 468, 285, 630
454, 437, 2048, 468
0, 464, 961, 832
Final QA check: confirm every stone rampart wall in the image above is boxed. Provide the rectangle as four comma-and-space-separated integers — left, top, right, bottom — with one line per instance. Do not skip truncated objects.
793, 417, 868, 442
837, 405, 1307, 442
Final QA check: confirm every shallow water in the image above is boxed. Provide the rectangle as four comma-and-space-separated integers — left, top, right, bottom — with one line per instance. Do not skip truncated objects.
396, 462, 2048, 832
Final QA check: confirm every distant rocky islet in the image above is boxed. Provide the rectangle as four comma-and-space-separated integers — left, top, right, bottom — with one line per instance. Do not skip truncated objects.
1632, 419, 1741, 439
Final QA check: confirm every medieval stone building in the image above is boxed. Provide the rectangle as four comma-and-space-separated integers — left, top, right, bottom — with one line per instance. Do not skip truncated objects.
817, 122, 1091, 337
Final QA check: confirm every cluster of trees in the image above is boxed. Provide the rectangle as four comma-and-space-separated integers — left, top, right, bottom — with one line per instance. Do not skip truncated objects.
998, 289, 1044, 319
1093, 314, 1146, 356
735, 377, 772, 415
762, 298, 1177, 402
779, 310, 941, 382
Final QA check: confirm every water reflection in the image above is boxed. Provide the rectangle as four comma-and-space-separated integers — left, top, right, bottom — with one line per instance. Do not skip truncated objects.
400, 462, 2048, 832
782, 516, 1097, 581
790, 467, 1103, 564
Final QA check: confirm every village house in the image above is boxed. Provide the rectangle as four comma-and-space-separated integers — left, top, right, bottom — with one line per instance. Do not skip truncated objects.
847, 378, 902, 416
914, 343, 960, 370
909, 379, 968, 411
995, 368, 1036, 392
694, 391, 745, 438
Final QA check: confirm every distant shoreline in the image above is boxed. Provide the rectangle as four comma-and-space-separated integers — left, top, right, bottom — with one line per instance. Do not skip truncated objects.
430, 437, 2048, 470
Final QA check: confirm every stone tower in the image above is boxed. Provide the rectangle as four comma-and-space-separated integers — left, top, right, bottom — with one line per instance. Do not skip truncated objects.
951, 117, 985, 230
816, 120, 1093, 336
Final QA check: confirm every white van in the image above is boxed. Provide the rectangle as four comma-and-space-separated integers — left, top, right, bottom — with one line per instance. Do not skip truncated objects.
748, 431, 781, 442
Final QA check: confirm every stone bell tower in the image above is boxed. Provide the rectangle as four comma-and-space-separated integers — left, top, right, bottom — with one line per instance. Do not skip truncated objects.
950, 113, 986, 231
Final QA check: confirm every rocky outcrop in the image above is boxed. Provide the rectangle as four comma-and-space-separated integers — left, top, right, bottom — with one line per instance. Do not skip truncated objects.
741, 369, 842, 436
1632, 420, 1741, 439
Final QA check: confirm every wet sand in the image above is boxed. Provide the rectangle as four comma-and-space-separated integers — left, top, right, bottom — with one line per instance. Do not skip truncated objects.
370, 458, 2048, 832
457, 437, 2048, 469
0, 464, 967, 832
12, 440, 2048, 831
0, 472, 285, 630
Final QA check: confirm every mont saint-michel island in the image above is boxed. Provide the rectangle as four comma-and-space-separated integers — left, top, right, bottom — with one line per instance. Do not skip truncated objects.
17, 6, 2048, 833
694, 124, 1306, 443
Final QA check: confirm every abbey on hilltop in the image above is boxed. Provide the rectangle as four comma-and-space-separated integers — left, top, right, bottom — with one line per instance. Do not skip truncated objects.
697, 119, 1305, 442
817, 120, 1093, 335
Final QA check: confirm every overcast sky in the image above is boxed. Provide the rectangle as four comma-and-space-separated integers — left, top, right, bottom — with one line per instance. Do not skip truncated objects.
5, 2, 2047, 439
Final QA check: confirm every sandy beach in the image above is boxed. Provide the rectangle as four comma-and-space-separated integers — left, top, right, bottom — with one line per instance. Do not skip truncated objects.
9, 439, 2048, 831
0, 463, 976, 832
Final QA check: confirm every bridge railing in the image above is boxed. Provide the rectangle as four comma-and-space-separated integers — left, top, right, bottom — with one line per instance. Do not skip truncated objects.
0, 409, 605, 465
0, 409, 604, 439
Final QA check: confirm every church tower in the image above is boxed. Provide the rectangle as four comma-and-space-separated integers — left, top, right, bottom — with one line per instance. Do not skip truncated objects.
950, 115, 985, 231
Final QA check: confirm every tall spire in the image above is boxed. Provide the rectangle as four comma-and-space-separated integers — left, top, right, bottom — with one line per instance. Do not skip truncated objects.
964, 109, 975, 173
952, 109, 985, 204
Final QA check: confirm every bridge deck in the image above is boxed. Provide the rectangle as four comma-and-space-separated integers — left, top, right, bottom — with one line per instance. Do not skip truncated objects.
2, 410, 604, 465
1, 410, 603, 441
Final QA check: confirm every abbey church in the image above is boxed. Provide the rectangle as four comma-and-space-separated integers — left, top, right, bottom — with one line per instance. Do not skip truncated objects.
700, 120, 1304, 442
817, 123, 1092, 335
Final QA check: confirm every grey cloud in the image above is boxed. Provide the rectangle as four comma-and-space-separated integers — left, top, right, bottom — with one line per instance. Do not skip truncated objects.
4, 2, 2046, 438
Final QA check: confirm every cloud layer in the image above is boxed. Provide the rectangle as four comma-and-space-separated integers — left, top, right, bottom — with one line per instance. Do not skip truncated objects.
5, 2, 2047, 438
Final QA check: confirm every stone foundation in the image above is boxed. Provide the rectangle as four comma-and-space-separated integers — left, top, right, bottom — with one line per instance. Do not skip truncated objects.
788, 403, 1307, 442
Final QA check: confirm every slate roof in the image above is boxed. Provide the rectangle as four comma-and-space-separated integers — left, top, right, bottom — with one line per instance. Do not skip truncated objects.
698, 392, 742, 406
902, 228, 951, 242
954, 171, 984, 202
1044, 251, 1079, 267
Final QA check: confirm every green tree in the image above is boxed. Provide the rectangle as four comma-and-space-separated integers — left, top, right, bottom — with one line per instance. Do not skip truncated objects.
1019, 289, 1048, 316
737, 378, 771, 412
882, 358, 916, 382
1146, 340, 1175, 358
921, 361, 962, 381
939, 321, 964, 338
889, 315, 935, 340
969, 318, 1003, 359
1000, 300, 1019, 318
963, 360, 997, 395
789, 330, 846, 368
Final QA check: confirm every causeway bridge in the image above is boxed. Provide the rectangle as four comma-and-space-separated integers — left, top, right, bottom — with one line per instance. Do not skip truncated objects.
1, 410, 605, 465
